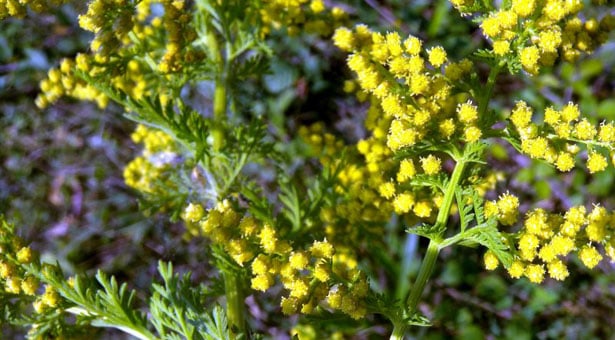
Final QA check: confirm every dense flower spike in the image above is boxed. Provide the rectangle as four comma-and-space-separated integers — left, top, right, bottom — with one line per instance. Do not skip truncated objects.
452, 0, 615, 75
123, 125, 179, 195
509, 101, 615, 174
0, 0, 68, 19
504, 205, 615, 283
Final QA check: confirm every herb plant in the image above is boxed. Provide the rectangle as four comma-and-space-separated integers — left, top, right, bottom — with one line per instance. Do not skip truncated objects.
1, 0, 615, 338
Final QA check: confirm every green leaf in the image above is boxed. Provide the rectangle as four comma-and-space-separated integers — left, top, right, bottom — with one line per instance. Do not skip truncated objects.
408, 173, 448, 193
457, 220, 513, 268
406, 223, 445, 240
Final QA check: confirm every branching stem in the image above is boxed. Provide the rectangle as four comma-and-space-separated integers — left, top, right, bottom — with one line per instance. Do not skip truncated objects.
402, 157, 467, 334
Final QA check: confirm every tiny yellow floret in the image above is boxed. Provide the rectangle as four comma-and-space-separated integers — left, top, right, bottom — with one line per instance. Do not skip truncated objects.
420, 155, 441, 175
484, 251, 499, 270
579, 245, 602, 269
427, 46, 447, 67
525, 264, 545, 283
587, 152, 608, 174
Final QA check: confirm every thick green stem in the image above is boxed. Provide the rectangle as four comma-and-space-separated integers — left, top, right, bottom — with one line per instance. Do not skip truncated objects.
405, 159, 467, 316
222, 270, 245, 338
391, 324, 408, 340
404, 241, 440, 316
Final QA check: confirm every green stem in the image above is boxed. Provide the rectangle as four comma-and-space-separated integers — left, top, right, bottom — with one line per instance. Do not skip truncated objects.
427, 0, 448, 38
212, 76, 227, 151
405, 159, 467, 316
478, 64, 501, 119
391, 324, 408, 340
222, 269, 245, 338
207, 27, 227, 151
404, 240, 440, 316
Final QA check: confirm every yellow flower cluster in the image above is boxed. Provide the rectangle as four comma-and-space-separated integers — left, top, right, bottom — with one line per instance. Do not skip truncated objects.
298, 123, 345, 167
182, 200, 259, 265
486, 205, 615, 283
299, 123, 393, 244
259, 0, 347, 37
462, 0, 615, 74
253, 239, 368, 319
0, 219, 63, 317
0, 0, 66, 19
182, 198, 368, 319
78, 0, 137, 56
36, 56, 108, 109
36, 0, 204, 108
484, 192, 520, 226
509, 100, 615, 174
123, 125, 179, 194
332, 24, 483, 221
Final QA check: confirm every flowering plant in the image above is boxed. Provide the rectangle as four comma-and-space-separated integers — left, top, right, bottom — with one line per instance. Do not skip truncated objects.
1, 0, 615, 338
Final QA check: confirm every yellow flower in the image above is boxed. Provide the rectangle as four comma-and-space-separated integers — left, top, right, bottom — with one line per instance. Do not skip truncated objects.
183, 203, 205, 222
579, 245, 602, 269
508, 260, 525, 278
511, 0, 536, 17
427, 46, 447, 67
524, 264, 545, 283
543, 107, 560, 125
561, 102, 580, 122
281, 296, 300, 315
413, 200, 432, 218
538, 29, 562, 53
403, 35, 422, 55
386, 32, 403, 57
313, 261, 330, 282
481, 16, 501, 38
438, 119, 456, 139
378, 182, 396, 199
252, 274, 274, 291
457, 101, 478, 124
496, 192, 519, 225
333, 27, 354, 51
520, 46, 540, 74
410, 73, 429, 95
587, 152, 608, 174
484, 200, 499, 218
252, 255, 269, 275
310, 0, 325, 13
289, 252, 309, 270
41, 286, 60, 307
259, 224, 278, 254
393, 192, 415, 214
21, 276, 38, 296
519, 233, 539, 261
484, 251, 499, 270
550, 235, 575, 256
547, 260, 569, 280
556, 152, 575, 172
574, 119, 597, 140
16, 247, 33, 263
510, 101, 533, 128
464, 126, 482, 143
598, 122, 615, 142
420, 155, 441, 175
397, 159, 417, 183
493, 40, 511, 55
310, 240, 335, 259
